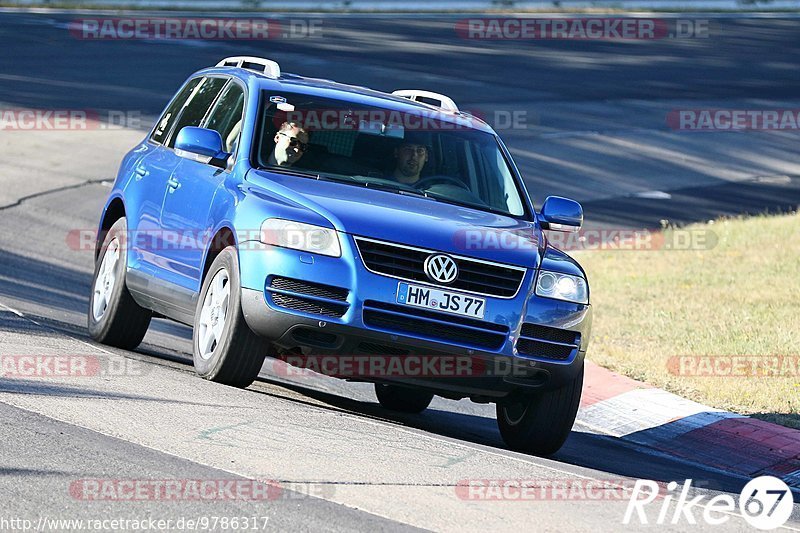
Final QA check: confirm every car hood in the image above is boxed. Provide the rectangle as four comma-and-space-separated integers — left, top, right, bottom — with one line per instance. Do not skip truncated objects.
247, 170, 542, 268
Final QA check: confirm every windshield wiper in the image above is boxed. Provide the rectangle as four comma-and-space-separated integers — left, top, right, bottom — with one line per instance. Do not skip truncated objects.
259, 166, 360, 184
362, 181, 436, 200
347, 176, 435, 200
259, 166, 321, 179
421, 191, 513, 217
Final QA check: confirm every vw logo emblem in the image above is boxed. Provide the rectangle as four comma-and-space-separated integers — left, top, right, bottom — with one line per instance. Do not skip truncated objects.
424, 254, 458, 284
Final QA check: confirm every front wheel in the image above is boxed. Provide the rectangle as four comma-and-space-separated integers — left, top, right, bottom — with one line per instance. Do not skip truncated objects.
88, 217, 152, 349
192, 247, 269, 388
375, 384, 434, 414
496, 364, 584, 456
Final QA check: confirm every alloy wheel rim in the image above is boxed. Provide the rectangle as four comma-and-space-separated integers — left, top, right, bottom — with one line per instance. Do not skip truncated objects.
197, 268, 231, 360
92, 238, 120, 321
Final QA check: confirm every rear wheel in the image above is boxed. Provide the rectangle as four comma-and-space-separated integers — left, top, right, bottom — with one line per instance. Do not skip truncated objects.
375, 384, 434, 414
87, 217, 152, 349
192, 247, 269, 388
496, 364, 584, 456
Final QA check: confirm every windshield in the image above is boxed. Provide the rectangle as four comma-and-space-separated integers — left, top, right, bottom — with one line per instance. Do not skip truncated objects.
255, 91, 527, 217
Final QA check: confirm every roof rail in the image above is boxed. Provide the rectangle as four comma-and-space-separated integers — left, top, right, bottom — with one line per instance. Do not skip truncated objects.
391, 90, 459, 112
216, 56, 281, 79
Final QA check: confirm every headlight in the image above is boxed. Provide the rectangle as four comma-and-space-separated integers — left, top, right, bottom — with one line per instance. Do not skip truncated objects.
260, 219, 341, 258
535, 270, 588, 304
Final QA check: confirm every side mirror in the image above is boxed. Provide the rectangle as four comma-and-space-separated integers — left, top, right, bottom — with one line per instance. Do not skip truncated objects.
540, 196, 583, 232
174, 127, 231, 167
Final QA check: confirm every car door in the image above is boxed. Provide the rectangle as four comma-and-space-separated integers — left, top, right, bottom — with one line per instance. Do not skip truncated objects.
126, 76, 202, 277
158, 79, 245, 296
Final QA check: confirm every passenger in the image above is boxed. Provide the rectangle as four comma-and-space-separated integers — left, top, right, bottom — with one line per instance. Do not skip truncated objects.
268, 122, 309, 167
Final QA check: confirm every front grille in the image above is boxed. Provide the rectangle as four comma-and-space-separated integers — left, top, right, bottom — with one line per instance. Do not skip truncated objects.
267, 277, 349, 319
355, 237, 525, 298
362, 300, 508, 351
517, 323, 580, 361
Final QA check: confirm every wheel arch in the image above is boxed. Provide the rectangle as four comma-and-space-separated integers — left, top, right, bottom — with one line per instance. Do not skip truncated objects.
201, 225, 238, 285
96, 197, 126, 261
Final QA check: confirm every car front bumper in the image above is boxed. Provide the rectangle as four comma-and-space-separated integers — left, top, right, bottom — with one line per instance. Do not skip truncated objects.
238, 237, 592, 399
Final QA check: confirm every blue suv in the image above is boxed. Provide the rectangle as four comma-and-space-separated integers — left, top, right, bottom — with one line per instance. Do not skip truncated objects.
89, 57, 592, 455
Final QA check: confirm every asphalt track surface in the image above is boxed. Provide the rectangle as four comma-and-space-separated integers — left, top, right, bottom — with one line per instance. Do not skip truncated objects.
0, 10, 799, 532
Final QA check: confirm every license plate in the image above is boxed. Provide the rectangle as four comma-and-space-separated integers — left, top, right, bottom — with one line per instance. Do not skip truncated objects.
396, 282, 486, 320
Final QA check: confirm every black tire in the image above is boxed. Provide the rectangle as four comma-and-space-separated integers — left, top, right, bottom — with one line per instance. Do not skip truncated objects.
496, 364, 584, 456
375, 384, 434, 414
192, 247, 269, 388
88, 217, 152, 349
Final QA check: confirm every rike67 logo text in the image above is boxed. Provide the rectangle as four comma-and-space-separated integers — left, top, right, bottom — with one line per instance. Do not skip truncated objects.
624, 477, 794, 530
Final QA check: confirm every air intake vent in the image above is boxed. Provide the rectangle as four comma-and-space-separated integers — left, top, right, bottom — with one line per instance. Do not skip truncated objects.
266, 277, 349, 319
271, 294, 347, 318
270, 277, 348, 302
516, 323, 580, 361
520, 324, 579, 346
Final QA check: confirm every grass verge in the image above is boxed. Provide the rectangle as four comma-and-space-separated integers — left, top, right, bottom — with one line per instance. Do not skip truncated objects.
575, 212, 800, 428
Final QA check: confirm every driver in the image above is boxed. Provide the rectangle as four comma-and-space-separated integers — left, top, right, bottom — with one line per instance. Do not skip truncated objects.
391, 134, 430, 185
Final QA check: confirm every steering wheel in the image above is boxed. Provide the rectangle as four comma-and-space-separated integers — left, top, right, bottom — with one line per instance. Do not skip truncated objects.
413, 175, 471, 191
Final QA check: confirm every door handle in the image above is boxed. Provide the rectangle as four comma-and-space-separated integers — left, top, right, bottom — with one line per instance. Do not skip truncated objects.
167, 177, 181, 190
134, 167, 148, 178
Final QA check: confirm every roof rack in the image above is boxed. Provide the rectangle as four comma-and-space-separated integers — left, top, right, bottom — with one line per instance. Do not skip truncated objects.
391, 90, 459, 113
216, 56, 281, 79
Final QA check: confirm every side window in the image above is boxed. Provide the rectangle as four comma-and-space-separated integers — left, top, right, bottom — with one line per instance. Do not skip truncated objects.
204, 82, 246, 153
150, 77, 202, 145
166, 77, 228, 149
